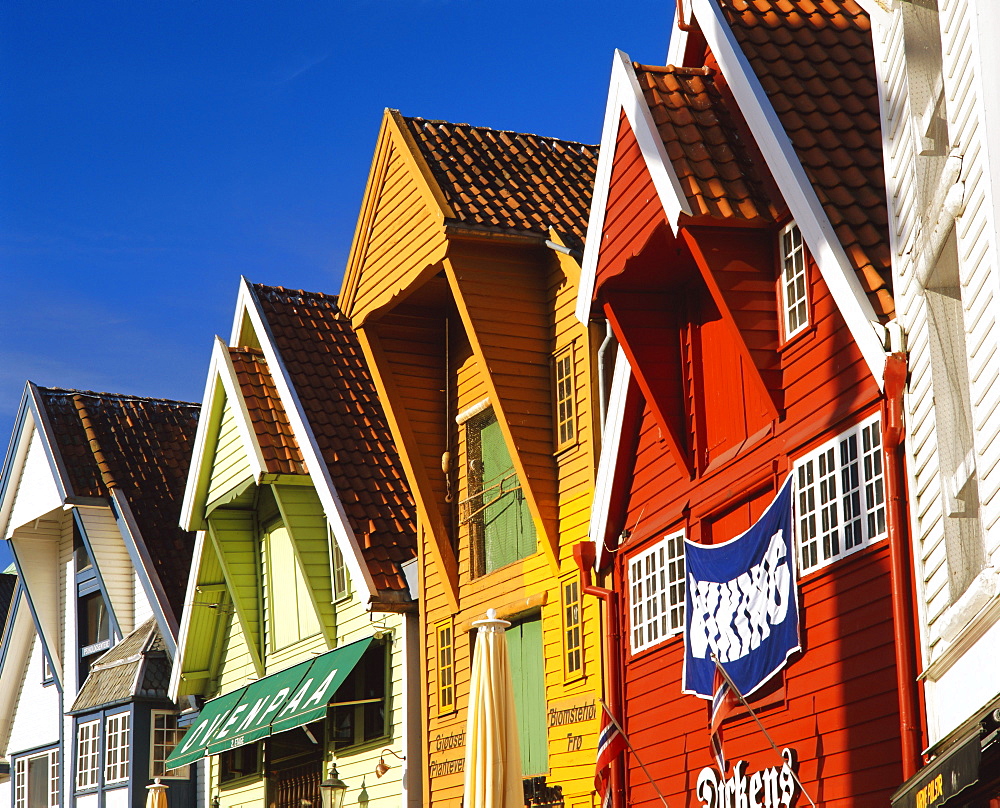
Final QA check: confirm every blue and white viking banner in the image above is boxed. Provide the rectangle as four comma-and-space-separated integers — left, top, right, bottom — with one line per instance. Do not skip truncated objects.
683, 477, 799, 699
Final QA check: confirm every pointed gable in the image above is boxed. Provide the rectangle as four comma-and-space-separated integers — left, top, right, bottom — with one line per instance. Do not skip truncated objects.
715, 0, 892, 318
36, 389, 200, 622
251, 285, 417, 594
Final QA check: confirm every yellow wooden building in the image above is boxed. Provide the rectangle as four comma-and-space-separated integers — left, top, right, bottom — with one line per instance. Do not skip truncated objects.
167, 281, 422, 808
340, 110, 602, 806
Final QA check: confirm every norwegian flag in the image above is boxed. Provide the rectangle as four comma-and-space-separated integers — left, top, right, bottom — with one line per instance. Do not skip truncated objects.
710, 662, 739, 774
595, 703, 626, 808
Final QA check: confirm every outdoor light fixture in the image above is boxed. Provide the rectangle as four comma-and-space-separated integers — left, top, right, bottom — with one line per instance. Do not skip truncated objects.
374, 748, 406, 778
319, 764, 348, 808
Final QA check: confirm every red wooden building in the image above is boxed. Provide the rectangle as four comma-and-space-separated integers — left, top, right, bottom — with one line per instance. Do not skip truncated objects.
576, 1, 921, 806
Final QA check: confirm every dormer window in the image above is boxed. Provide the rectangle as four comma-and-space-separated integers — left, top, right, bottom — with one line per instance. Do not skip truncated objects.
780, 222, 808, 339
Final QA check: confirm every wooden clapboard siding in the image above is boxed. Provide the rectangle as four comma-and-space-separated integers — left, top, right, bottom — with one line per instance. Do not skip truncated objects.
77, 507, 135, 636
207, 510, 263, 677
9, 517, 64, 680
212, 754, 265, 808
207, 399, 254, 506
175, 537, 228, 699
5, 426, 62, 539
341, 117, 449, 324
273, 484, 336, 648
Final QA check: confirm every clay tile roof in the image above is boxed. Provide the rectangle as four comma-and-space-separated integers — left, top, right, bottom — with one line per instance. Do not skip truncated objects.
717, 0, 893, 319
35, 387, 199, 622
635, 64, 778, 222
227, 347, 306, 476
251, 284, 417, 596
400, 114, 599, 250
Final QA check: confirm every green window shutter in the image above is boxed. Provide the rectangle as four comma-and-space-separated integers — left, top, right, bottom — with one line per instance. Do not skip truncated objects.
507, 619, 548, 776
479, 414, 536, 574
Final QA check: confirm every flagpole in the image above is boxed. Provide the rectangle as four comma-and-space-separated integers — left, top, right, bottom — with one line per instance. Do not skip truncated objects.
711, 656, 817, 808
600, 699, 671, 808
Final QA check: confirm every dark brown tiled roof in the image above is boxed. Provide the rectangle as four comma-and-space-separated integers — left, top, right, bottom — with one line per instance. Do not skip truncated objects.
400, 113, 599, 250
251, 285, 417, 595
228, 347, 306, 476
717, 0, 893, 318
36, 387, 199, 622
635, 64, 777, 222
70, 618, 171, 713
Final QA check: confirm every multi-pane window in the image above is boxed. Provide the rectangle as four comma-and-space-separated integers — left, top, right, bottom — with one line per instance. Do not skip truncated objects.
330, 532, 350, 602
219, 744, 260, 784
780, 222, 808, 338
76, 720, 100, 790
104, 713, 130, 784
628, 531, 686, 654
15, 750, 59, 808
563, 578, 582, 677
150, 712, 189, 779
553, 345, 576, 450
794, 415, 886, 574
437, 621, 454, 714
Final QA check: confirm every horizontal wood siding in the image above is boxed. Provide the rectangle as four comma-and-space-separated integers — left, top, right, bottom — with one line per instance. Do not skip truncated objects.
208, 400, 253, 506
78, 507, 135, 636
349, 138, 448, 324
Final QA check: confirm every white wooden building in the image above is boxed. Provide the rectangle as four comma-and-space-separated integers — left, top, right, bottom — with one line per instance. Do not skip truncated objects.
863, 0, 1000, 803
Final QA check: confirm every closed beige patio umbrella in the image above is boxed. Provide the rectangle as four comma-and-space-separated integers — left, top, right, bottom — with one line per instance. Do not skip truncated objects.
145, 779, 168, 808
463, 609, 523, 808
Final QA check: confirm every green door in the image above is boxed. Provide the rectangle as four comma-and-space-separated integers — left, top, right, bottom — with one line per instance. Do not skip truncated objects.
479, 413, 536, 573
506, 618, 548, 775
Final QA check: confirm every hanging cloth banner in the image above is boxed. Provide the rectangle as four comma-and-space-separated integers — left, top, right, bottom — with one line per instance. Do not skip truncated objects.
683, 477, 799, 699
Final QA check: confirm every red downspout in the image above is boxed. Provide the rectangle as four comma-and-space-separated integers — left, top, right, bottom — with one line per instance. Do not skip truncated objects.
575, 541, 625, 806
882, 352, 922, 780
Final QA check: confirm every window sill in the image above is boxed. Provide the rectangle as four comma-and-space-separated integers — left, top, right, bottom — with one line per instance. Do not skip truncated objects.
777, 320, 816, 353
626, 630, 684, 664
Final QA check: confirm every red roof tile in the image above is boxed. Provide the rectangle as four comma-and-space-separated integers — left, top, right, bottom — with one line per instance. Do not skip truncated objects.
251, 285, 417, 596
400, 114, 599, 250
634, 63, 779, 222
228, 347, 306, 476
35, 387, 199, 622
716, 0, 894, 319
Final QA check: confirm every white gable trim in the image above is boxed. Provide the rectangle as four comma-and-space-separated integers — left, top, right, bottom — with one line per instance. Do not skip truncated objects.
592, 346, 633, 570
239, 280, 378, 601
167, 529, 205, 701
576, 50, 694, 324
0, 589, 39, 751
179, 337, 270, 530
690, 0, 888, 387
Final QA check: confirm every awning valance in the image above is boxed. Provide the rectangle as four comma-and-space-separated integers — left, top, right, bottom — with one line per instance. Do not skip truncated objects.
167, 636, 372, 768
890, 730, 981, 808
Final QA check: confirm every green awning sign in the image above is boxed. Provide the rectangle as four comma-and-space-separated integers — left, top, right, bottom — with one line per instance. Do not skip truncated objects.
167, 636, 372, 768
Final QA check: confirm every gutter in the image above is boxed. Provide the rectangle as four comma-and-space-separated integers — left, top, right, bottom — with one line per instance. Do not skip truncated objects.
575, 541, 625, 806
882, 352, 923, 779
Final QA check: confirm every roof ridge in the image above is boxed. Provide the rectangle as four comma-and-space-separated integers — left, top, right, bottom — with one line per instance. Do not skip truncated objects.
635, 63, 714, 76
253, 283, 340, 307
399, 112, 598, 151
35, 386, 200, 408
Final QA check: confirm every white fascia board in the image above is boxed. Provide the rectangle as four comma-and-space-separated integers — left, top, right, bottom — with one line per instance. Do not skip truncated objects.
691, 0, 888, 387
167, 529, 206, 701
214, 337, 269, 483
110, 488, 178, 657
592, 346, 633, 570
239, 279, 379, 600
666, 5, 691, 66
576, 50, 694, 325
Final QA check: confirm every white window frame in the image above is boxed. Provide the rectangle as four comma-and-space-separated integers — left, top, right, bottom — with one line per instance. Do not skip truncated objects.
780, 222, 809, 339
104, 712, 130, 785
76, 720, 100, 790
628, 530, 686, 654
150, 711, 190, 779
329, 526, 350, 603
793, 414, 886, 575
15, 749, 59, 808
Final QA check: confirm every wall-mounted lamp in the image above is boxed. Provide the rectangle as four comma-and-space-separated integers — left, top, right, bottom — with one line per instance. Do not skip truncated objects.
374, 748, 406, 778
320, 764, 348, 808
211, 796, 220, 808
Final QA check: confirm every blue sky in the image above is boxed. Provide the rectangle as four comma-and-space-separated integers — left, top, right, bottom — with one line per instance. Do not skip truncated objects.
0, 0, 675, 569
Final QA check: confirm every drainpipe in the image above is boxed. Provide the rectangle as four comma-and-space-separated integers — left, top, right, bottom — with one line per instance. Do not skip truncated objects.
574, 541, 625, 806
882, 352, 922, 780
